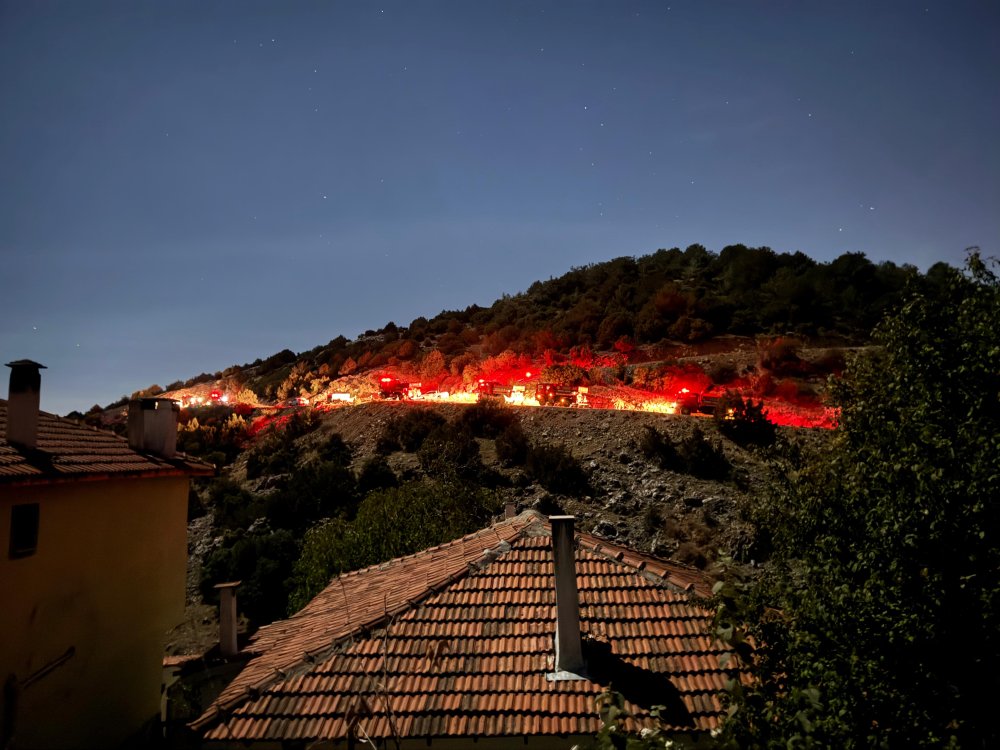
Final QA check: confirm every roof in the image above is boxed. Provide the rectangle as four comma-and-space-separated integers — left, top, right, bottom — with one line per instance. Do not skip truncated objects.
0, 400, 214, 486
193, 512, 743, 744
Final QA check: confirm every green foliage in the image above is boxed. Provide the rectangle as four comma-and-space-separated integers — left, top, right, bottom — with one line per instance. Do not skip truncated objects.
288, 480, 502, 611
262, 460, 359, 531
719, 252, 1000, 748
417, 424, 484, 481
208, 478, 263, 531
582, 688, 727, 750
245, 432, 298, 479
200, 528, 300, 627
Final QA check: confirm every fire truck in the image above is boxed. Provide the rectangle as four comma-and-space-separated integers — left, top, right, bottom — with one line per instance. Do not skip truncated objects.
476, 380, 513, 402
377, 376, 409, 400
535, 383, 589, 408
677, 388, 722, 416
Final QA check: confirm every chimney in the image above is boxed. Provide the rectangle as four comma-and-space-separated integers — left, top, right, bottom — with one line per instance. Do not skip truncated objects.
214, 581, 241, 658
504, 501, 517, 520
127, 398, 179, 458
549, 515, 585, 678
5, 360, 46, 449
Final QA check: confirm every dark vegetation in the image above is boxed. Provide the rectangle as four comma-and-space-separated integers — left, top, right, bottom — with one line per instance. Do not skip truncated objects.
596, 252, 999, 748
638, 424, 731, 479
714, 253, 1000, 748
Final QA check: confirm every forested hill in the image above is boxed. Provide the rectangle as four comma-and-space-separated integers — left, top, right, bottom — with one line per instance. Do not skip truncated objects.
151, 244, 947, 402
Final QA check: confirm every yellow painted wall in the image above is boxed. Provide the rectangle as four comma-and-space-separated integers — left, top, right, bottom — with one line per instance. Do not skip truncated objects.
0, 475, 189, 749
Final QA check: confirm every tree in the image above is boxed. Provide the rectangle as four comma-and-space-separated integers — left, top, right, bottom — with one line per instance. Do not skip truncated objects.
718, 252, 1000, 748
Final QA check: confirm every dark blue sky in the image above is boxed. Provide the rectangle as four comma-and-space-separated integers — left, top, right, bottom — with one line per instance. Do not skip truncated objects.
1, 1, 997, 415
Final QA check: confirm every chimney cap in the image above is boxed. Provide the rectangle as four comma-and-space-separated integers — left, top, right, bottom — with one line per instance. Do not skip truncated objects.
214, 581, 242, 590
6, 360, 47, 369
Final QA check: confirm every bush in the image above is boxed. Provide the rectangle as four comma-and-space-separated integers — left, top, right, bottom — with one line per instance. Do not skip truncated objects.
288, 479, 501, 611
525, 443, 590, 495
356, 455, 398, 495
637, 426, 683, 471
314, 432, 352, 466
200, 528, 301, 627
417, 425, 484, 480
455, 400, 518, 439
677, 426, 730, 479
208, 479, 263, 531
495, 422, 529, 466
262, 460, 359, 531
715, 393, 777, 447
377, 409, 447, 453
246, 436, 298, 479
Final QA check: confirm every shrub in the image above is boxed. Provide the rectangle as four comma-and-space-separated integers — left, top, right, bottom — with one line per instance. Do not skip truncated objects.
377, 409, 447, 453
315, 432, 352, 466
246, 436, 298, 479
495, 422, 529, 466
200, 528, 300, 627
525, 443, 590, 495
209, 479, 263, 531
715, 393, 777, 447
637, 426, 683, 471
677, 426, 730, 479
456, 401, 518, 439
288, 480, 501, 610
262, 460, 360, 531
354, 458, 394, 497
417, 425, 484, 480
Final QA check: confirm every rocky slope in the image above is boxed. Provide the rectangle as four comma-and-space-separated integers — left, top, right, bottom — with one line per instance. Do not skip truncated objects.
294, 401, 828, 562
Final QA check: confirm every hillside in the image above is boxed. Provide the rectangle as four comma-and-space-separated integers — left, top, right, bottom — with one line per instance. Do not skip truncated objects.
140, 245, 930, 654
108, 244, 946, 417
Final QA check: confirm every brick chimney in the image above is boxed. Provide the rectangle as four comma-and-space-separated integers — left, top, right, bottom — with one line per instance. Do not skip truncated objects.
127, 398, 179, 458
5, 360, 46, 449
549, 515, 585, 678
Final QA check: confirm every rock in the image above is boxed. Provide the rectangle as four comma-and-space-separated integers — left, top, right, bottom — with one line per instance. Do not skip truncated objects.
594, 520, 619, 539
683, 496, 703, 508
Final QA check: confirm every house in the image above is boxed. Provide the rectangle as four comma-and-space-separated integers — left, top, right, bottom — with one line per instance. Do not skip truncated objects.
192, 511, 744, 747
0, 360, 214, 749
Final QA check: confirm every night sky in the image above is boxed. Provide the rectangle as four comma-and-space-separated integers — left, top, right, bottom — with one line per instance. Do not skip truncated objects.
1, 1, 997, 415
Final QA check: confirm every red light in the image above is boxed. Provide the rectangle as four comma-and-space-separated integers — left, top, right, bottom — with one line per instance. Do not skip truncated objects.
380, 377, 392, 383
525, 371, 532, 378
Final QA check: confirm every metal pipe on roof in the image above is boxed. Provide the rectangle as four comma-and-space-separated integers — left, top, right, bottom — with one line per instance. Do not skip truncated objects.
550, 515, 585, 677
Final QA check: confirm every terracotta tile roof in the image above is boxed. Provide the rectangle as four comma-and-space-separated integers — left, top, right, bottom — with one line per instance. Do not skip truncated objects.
0, 401, 214, 485
194, 512, 744, 743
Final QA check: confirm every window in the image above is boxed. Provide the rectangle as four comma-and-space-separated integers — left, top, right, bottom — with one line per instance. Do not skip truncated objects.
9, 503, 39, 559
